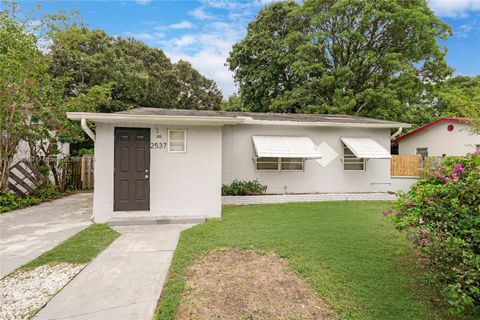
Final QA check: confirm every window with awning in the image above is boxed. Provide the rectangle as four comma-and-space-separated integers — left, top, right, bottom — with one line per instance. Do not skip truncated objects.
252, 136, 322, 158
340, 137, 391, 171
252, 136, 321, 171
340, 138, 391, 159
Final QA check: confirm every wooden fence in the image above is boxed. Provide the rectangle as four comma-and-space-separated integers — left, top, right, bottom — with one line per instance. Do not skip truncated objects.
8, 155, 95, 195
80, 155, 94, 189
390, 155, 422, 177
55, 155, 94, 191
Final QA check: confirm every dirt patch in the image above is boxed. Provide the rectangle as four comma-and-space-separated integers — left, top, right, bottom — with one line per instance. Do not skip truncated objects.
177, 249, 335, 319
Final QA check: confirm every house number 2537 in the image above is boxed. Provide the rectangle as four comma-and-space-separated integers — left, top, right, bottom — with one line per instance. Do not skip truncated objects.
150, 142, 167, 149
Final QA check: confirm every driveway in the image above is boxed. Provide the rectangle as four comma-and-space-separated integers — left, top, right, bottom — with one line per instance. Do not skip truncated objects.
0, 193, 92, 277
34, 224, 194, 320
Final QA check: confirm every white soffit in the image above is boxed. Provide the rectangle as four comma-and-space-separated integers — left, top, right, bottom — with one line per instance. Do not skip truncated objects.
341, 137, 391, 159
66, 112, 244, 125
315, 142, 339, 167
252, 136, 322, 158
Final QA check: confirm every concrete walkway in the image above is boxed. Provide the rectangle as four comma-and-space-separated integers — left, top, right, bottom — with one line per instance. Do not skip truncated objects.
35, 224, 194, 320
0, 193, 92, 277
222, 192, 396, 206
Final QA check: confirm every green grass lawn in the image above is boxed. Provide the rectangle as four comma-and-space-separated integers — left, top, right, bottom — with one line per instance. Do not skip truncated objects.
21, 224, 119, 270
155, 201, 452, 320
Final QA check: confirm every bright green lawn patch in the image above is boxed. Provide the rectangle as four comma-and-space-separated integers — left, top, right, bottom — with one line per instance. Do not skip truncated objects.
155, 201, 453, 320
21, 224, 119, 270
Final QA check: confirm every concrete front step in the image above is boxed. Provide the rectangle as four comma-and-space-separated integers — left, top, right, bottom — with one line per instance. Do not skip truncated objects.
107, 216, 205, 226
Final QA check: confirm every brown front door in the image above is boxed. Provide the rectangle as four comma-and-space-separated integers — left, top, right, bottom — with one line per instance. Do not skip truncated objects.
114, 128, 150, 211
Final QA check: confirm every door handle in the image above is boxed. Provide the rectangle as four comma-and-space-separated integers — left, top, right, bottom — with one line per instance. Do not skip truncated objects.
145, 175, 149, 179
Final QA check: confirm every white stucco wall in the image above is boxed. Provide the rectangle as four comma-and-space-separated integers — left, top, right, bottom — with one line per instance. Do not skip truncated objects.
222, 124, 393, 194
398, 122, 479, 156
93, 122, 222, 223
390, 176, 418, 193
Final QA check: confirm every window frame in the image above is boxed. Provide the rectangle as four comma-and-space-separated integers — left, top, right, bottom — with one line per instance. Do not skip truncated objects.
280, 157, 304, 171
167, 129, 187, 153
416, 147, 428, 159
342, 143, 365, 171
255, 157, 304, 172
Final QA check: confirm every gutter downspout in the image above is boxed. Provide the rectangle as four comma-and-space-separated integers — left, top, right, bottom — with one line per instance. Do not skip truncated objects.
81, 119, 95, 142
390, 127, 403, 140
81, 119, 95, 221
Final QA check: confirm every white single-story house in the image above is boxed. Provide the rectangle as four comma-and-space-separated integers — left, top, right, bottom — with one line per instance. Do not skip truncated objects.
392, 118, 479, 157
67, 108, 411, 223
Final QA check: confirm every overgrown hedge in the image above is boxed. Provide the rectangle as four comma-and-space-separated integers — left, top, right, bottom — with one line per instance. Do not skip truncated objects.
0, 184, 64, 213
221, 179, 267, 196
385, 152, 480, 316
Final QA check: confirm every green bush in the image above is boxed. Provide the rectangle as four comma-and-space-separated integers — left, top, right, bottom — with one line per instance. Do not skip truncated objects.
386, 152, 480, 316
221, 179, 267, 196
0, 184, 64, 213
0, 191, 22, 212
73, 148, 94, 156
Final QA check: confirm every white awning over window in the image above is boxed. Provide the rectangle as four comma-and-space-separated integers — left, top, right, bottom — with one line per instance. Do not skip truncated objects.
341, 137, 391, 159
252, 136, 322, 158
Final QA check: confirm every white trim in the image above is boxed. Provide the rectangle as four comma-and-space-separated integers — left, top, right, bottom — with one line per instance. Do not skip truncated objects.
167, 129, 187, 153
66, 112, 410, 128
239, 117, 411, 128
67, 112, 244, 125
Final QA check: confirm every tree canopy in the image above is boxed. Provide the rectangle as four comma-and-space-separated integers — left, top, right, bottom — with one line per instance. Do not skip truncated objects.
435, 76, 480, 131
227, 0, 452, 122
49, 27, 222, 112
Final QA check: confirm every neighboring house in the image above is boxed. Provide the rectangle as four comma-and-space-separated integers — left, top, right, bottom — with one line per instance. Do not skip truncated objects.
9, 135, 70, 193
392, 118, 480, 157
67, 108, 410, 223
12, 139, 70, 164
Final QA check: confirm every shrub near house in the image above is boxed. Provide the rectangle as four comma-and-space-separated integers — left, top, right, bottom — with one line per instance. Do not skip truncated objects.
0, 185, 64, 213
221, 179, 267, 196
387, 152, 480, 316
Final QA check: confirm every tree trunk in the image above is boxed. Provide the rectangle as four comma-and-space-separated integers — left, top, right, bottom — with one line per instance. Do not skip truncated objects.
0, 158, 10, 191
0, 132, 20, 191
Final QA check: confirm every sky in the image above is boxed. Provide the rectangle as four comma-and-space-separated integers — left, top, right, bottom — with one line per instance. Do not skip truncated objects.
18, 0, 480, 97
